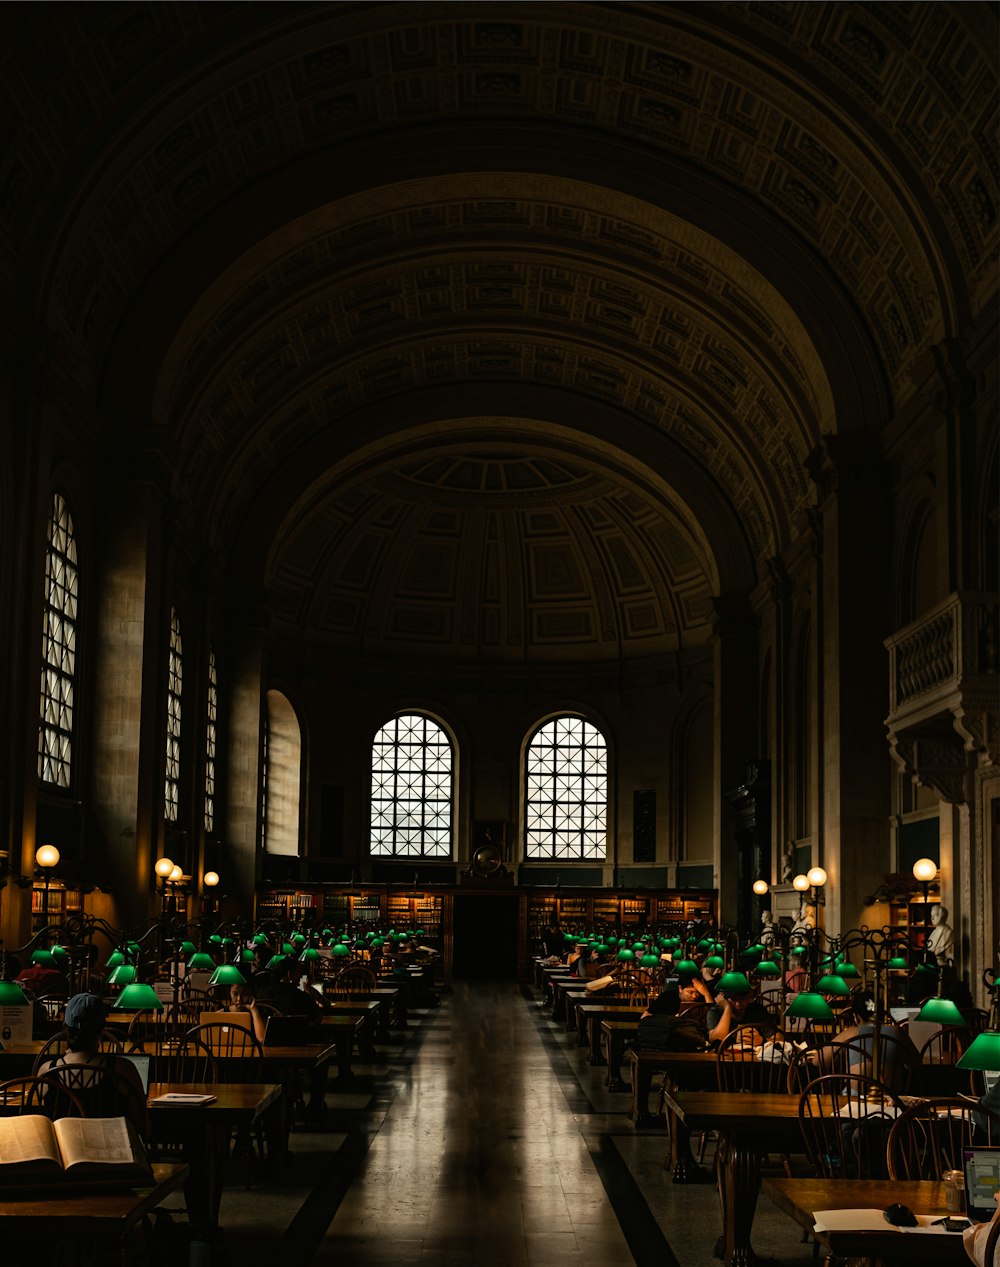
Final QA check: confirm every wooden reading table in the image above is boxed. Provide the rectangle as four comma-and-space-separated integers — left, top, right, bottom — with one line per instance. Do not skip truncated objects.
662, 1089, 804, 1267
762, 1178, 962, 1264
149, 1081, 281, 1226
0, 1162, 188, 1262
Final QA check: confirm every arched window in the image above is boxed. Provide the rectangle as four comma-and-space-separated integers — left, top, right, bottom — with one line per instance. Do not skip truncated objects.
525, 716, 608, 860
164, 610, 182, 821
38, 494, 79, 788
261, 690, 301, 856
370, 713, 453, 858
204, 650, 217, 833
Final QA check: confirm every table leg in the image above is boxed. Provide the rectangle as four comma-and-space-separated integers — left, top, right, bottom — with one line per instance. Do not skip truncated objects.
588, 1018, 606, 1067
631, 1059, 651, 1121
666, 1081, 711, 1183
717, 1128, 768, 1267
606, 1031, 625, 1091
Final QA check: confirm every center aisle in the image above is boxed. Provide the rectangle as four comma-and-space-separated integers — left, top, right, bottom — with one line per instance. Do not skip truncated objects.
315, 980, 634, 1266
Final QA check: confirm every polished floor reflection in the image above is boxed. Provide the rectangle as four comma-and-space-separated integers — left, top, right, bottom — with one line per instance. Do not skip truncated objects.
217, 980, 816, 1267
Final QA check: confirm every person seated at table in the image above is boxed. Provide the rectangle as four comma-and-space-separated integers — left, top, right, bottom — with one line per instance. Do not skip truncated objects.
38, 992, 150, 1136
676, 968, 713, 1004
16, 957, 70, 999
963, 1190, 999, 1267
811, 992, 920, 1088
255, 955, 324, 1020
566, 942, 592, 979
706, 982, 776, 1045
227, 980, 267, 1043
637, 985, 706, 1051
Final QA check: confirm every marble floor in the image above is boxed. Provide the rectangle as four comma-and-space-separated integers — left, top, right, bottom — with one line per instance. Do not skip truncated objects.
195, 980, 818, 1266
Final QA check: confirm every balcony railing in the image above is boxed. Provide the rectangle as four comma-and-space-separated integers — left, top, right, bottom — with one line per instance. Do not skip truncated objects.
885, 592, 997, 715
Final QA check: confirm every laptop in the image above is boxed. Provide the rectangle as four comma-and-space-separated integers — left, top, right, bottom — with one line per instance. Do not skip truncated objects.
120, 1053, 151, 1094
198, 1010, 256, 1034
964, 1146, 1000, 1222
263, 1015, 314, 1047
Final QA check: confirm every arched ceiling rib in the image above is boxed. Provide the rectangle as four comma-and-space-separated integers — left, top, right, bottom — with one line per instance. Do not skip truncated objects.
163, 177, 834, 564
269, 448, 716, 664
1, 3, 992, 407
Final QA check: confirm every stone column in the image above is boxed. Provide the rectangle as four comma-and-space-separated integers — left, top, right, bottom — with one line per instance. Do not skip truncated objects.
223, 603, 267, 915
90, 480, 166, 930
806, 437, 892, 938
712, 597, 759, 927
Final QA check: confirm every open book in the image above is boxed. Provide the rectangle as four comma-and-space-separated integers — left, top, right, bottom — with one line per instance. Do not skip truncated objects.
0, 1115, 152, 1186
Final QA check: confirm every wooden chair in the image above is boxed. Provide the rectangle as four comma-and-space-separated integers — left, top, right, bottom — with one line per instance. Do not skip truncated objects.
798, 1074, 903, 1180
886, 1098, 1000, 1180
716, 1025, 792, 1094
0, 1075, 86, 1119
184, 1021, 264, 1081
34, 992, 69, 1025
146, 1035, 219, 1084
325, 965, 376, 995
31, 1027, 124, 1074
184, 1022, 266, 1186
916, 1026, 974, 1095
36, 1060, 149, 1140
677, 1000, 712, 1034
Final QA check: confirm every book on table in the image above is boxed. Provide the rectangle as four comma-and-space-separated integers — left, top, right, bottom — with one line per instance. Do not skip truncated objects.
0, 1115, 153, 1187
149, 1092, 217, 1106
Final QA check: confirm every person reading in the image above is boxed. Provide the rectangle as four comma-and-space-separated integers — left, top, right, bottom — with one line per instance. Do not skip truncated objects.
706, 983, 776, 1045
0, 1114, 151, 1186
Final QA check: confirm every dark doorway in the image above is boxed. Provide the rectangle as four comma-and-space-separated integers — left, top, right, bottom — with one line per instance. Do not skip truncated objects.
451, 894, 519, 980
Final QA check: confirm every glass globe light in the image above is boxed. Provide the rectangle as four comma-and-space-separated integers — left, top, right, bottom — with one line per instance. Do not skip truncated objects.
154, 856, 175, 879
752, 879, 769, 896
203, 871, 219, 887
912, 857, 937, 882
35, 844, 60, 868
792, 874, 810, 892
807, 866, 827, 888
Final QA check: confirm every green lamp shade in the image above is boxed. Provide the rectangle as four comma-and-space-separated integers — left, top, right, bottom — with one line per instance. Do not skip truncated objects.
126, 942, 141, 954
640, 953, 660, 967
717, 971, 751, 995
114, 983, 164, 1011
615, 948, 635, 962
815, 974, 851, 997
631, 942, 645, 953
0, 980, 29, 1006
241, 948, 256, 963
914, 962, 938, 977
50, 944, 68, 962
674, 958, 699, 976
704, 955, 726, 970
188, 952, 217, 970
107, 964, 137, 986
837, 962, 861, 979
756, 959, 781, 978
179, 941, 197, 957
208, 964, 246, 987
281, 942, 295, 955
956, 1031, 1000, 1072
331, 943, 351, 957
265, 954, 286, 969
208, 935, 223, 946
291, 934, 307, 947
887, 955, 909, 970
790, 945, 808, 957
916, 996, 965, 1025
30, 950, 58, 968
696, 938, 713, 950
253, 933, 270, 945
105, 951, 126, 970
786, 992, 834, 1021
300, 947, 321, 962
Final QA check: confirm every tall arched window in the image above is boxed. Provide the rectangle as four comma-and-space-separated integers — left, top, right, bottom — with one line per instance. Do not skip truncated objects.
38, 493, 79, 788
370, 713, 453, 858
164, 610, 183, 821
261, 690, 301, 856
525, 716, 608, 860
204, 649, 217, 833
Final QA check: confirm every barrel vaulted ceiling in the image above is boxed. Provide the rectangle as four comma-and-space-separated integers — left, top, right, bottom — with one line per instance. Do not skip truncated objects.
2, 2, 995, 663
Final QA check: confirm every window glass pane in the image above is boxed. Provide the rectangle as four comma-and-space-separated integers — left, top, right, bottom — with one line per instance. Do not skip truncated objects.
204, 650, 217, 832
369, 714, 454, 858
524, 716, 607, 860
164, 611, 182, 821
38, 494, 78, 788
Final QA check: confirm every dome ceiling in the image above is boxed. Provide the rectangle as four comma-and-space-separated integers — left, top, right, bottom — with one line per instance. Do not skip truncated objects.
269, 451, 715, 663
